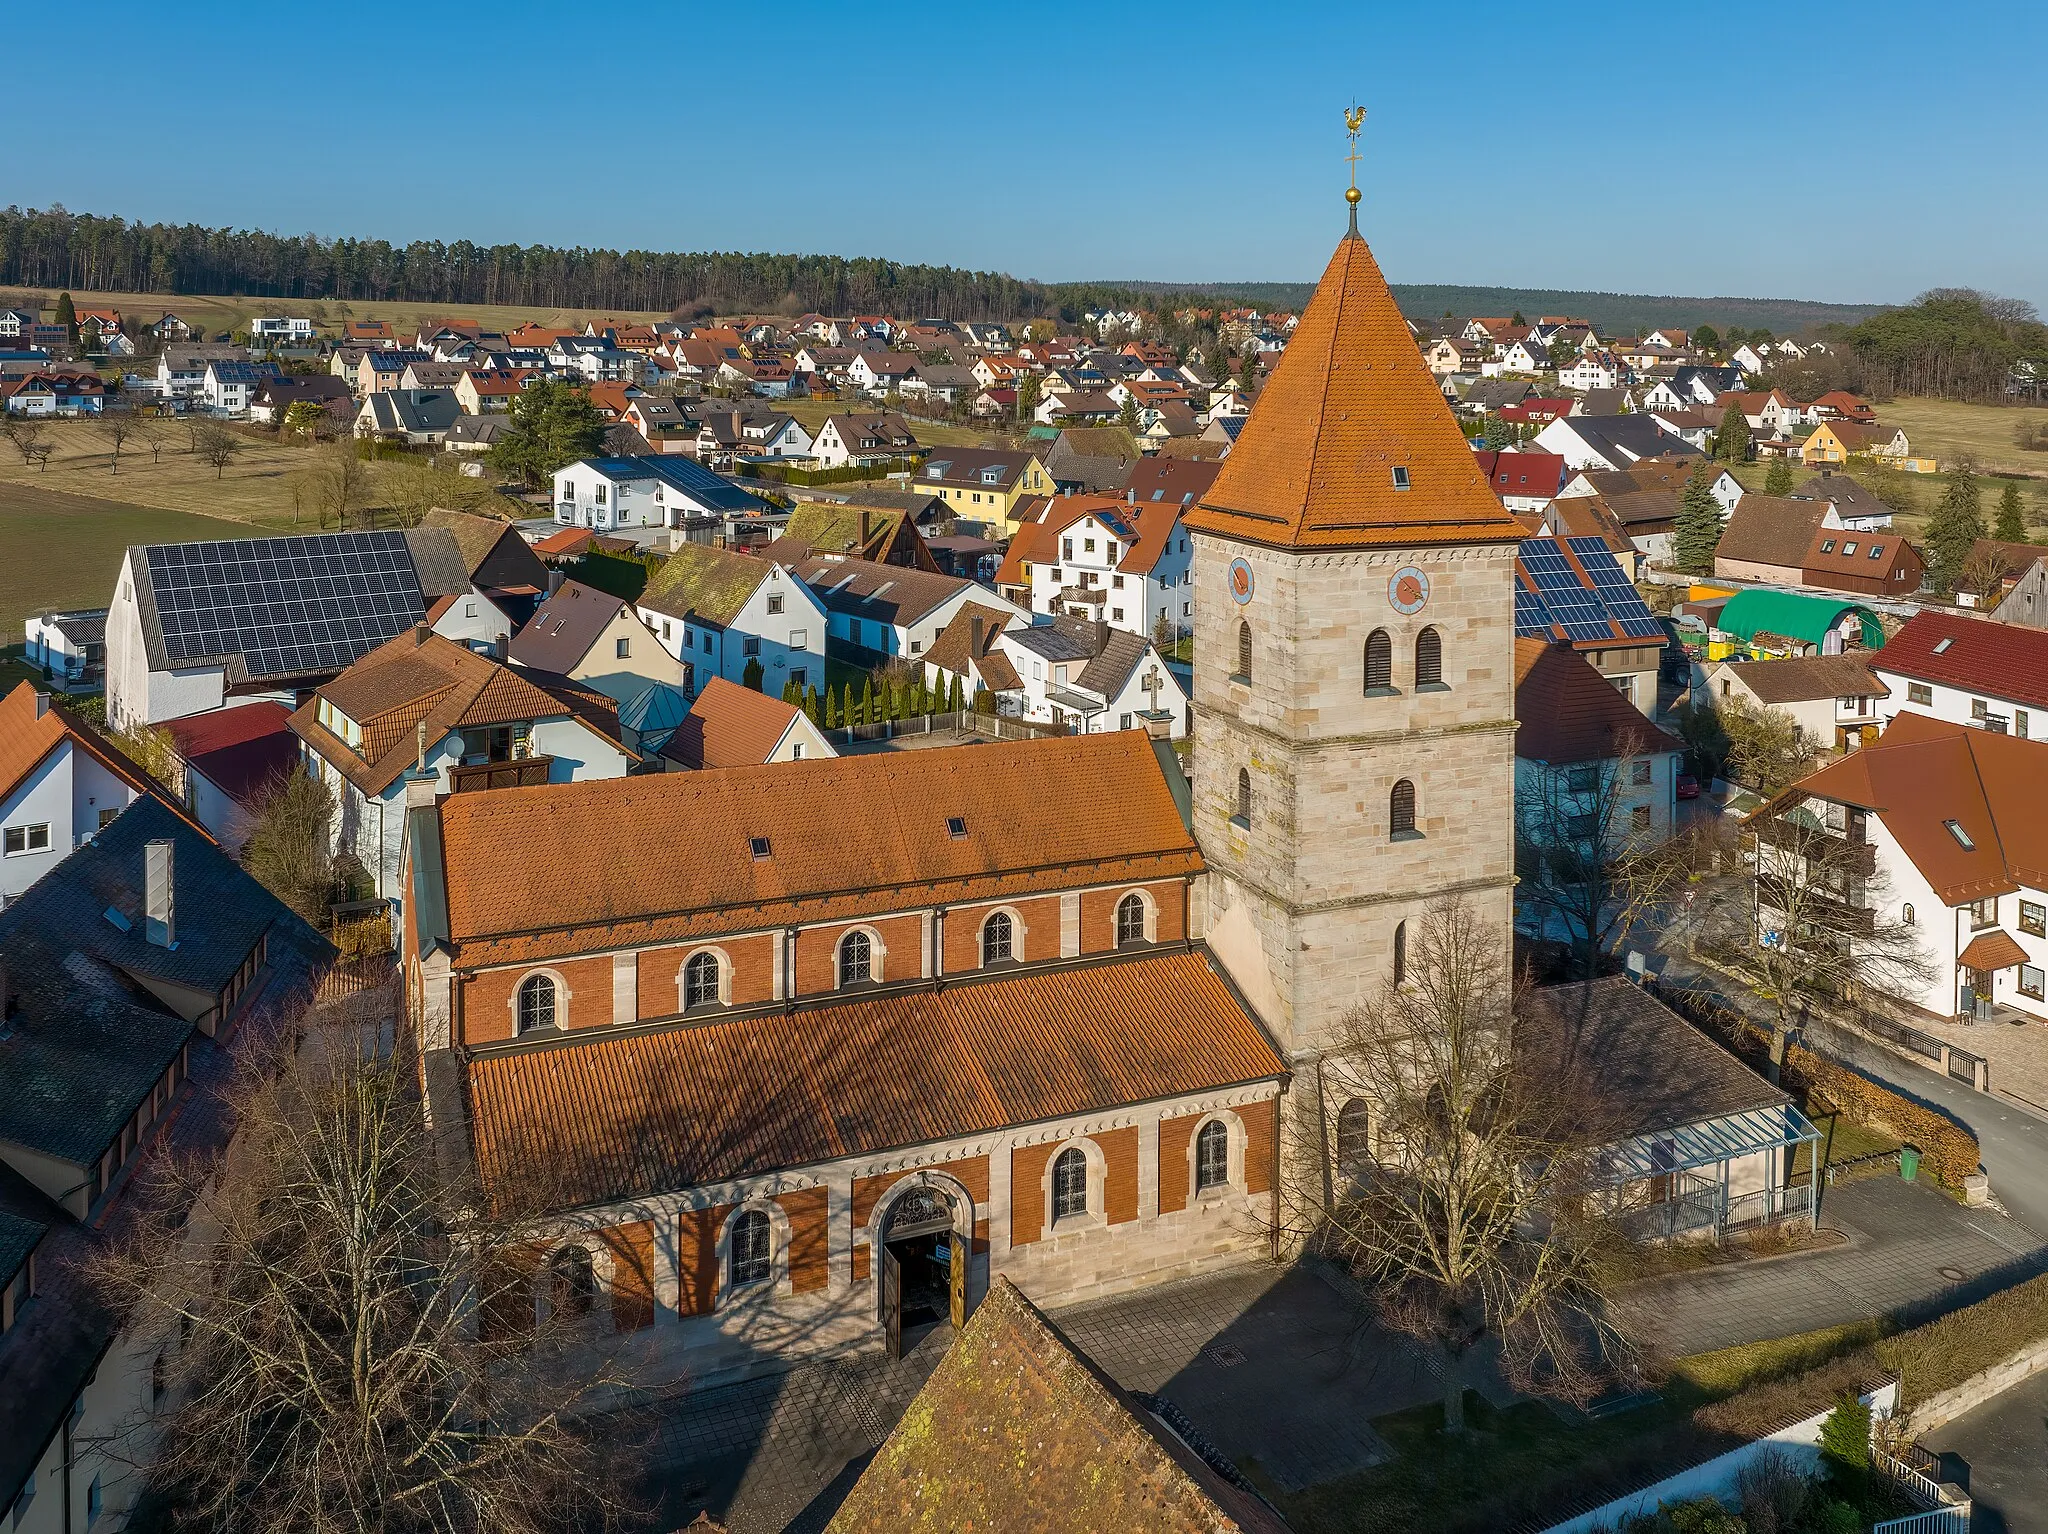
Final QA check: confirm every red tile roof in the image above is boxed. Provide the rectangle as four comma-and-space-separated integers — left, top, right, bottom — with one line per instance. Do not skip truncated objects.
1513, 640, 1681, 764
1872, 611, 2048, 708
164, 701, 299, 807
432, 730, 1201, 966
658, 677, 806, 769
463, 948, 1284, 1212
1769, 709, 2048, 904
1183, 229, 1526, 551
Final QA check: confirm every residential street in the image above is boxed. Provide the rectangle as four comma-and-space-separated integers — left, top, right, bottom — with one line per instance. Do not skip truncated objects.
1925, 1370, 2048, 1534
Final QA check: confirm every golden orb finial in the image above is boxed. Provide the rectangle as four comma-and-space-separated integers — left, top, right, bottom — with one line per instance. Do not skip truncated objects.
1346, 185, 1361, 205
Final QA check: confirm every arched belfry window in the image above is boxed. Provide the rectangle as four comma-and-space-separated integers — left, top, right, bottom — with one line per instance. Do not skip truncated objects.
1235, 768, 1251, 826
1415, 627, 1443, 688
1051, 1148, 1089, 1220
1115, 893, 1147, 948
1336, 1099, 1371, 1166
683, 952, 720, 1010
1365, 629, 1394, 694
982, 910, 1014, 964
1390, 780, 1418, 840
1236, 620, 1253, 682
548, 1246, 595, 1319
1392, 920, 1408, 984
1195, 1120, 1229, 1191
838, 929, 872, 986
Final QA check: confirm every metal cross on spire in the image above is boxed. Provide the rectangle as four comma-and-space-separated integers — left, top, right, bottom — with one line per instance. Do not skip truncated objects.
1344, 104, 1367, 233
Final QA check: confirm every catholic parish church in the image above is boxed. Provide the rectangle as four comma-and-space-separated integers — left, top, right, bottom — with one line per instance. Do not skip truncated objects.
399, 202, 1520, 1387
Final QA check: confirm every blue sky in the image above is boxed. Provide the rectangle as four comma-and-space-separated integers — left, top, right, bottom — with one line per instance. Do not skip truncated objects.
20, 0, 2046, 307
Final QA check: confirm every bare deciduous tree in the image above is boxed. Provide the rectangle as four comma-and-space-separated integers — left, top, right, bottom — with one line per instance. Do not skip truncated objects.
299, 439, 371, 529
133, 413, 169, 465
2, 412, 47, 466
194, 421, 243, 479
96, 997, 641, 1534
1515, 729, 1704, 978
1717, 694, 1812, 797
1695, 797, 1934, 1075
240, 764, 338, 925
97, 410, 135, 472
1280, 899, 1637, 1431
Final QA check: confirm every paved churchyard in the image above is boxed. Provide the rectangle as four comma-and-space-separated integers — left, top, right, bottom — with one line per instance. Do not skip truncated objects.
631, 1177, 2046, 1532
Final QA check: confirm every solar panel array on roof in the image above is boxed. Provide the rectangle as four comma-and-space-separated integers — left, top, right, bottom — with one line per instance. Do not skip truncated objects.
1514, 537, 1667, 646
146, 531, 427, 681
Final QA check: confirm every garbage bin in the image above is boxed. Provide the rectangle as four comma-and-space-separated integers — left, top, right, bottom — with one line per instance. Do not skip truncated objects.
1900, 1147, 1921, 1182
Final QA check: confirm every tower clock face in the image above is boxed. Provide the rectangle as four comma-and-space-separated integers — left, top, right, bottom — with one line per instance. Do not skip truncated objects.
1227, 557, 1255, 605
1389, 566, 1430, 615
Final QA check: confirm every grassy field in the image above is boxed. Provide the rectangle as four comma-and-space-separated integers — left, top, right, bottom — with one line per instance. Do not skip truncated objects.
0, 420, 333, 525
0, 287, 668, 345
1884, 396, 2048, 478
0, 482, 250, 636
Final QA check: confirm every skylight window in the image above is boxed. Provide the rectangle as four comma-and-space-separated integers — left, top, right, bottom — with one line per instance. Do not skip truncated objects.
749, 836, 772, 859
946, 816, 968, 839
1391, 466, 1411, 491
1934, 637, 1955, 654
1945, 820, 1976, 850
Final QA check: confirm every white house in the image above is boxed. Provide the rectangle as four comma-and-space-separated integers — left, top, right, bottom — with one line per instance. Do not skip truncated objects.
993, 617, 1188, 738
740, 415, 814, 458
201, 360, 283, 415
846, 352, 919, 396
1501, 338, 1551, 374
290, 630, 635, 903
635, 546, 830, 698
157, 344, 246, 400
1732, 344, 1769, 375
1764, 710, 2048, 1024
1013, 494, 1192, 639
551, 455, 768, 532
792, 556, 1028, 666
23, 608, 107, 690
0, 683, 151, 904
1533, 414, 1699, 472
809, 413, 919, 470
1871, 610, 2048, 738
248, 316, 315, 345
656, 676, 838, 770
1558, 352, 1622, 392
1704, 653, 1887, 754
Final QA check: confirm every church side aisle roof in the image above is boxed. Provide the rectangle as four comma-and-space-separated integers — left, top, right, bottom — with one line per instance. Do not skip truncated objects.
1183, 226, 1525, 552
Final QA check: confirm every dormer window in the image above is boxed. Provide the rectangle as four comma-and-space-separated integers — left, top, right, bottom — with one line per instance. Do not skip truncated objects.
946, 816, 967, 838
1391, 466, 1411, 491
749, 836, 772, 859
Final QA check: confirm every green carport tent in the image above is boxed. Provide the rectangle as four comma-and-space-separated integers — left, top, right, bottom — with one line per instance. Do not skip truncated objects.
1715, 589, 1884, 652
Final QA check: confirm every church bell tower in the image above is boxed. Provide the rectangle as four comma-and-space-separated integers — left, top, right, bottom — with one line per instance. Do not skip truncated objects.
1184, 155, 1525, 1063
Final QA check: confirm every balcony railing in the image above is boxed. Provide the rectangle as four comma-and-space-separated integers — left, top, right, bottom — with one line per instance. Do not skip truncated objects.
448, 756, 553, 793
1755, 817, 1878, 876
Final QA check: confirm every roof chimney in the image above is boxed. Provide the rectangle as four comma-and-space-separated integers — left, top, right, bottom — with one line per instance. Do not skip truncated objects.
34, 691, 49, 719
144, 839, 175, 949
547, 569, 565, 595
416, 719, 428, 775
970, 612, 985, 654
413, 621, 430, 646
857, 508, 871, 546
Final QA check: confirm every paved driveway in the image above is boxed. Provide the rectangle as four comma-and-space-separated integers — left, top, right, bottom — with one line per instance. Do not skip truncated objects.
1624, 1177, 2046, 1359
1924, 1370, 2048, 1534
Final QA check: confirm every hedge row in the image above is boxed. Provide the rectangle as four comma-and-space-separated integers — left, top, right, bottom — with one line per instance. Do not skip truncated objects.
1660, 991, 1980, 1190
1783, 1042, 1980, 1190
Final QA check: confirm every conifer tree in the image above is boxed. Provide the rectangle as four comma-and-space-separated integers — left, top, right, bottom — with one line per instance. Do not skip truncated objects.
1925, 464, 1986, 594
804, 684, 821, 724
1764, 457, 1794, 496
949, 676, 964, 712
742, 657, 764, 692
54, 290, 77, 349
1716, 404, 1751, 463
1996, 480, 2028, 543
859, 677, 875, 725
781, 679, 801, 705
1672, 461, 1724, 573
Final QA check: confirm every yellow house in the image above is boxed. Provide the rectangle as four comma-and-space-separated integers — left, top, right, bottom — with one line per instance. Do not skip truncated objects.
1802, 419, 1912, 468
909, 447, 1053, 534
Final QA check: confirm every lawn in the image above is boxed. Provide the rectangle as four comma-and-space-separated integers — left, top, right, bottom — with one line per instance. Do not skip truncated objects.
0, 286, 667, 347
0, 482, 250, 636
1266, 1321, 1888, 1534
1790, 1112, 1901, 1183
0, 419, 330, 526
1882, 396, 2048, 478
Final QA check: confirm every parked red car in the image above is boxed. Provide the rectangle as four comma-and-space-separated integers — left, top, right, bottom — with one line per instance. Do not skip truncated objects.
1675, 774, 1701, 800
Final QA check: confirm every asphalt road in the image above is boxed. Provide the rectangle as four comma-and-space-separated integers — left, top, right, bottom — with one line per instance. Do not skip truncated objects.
1924, 1369, 2048, 1534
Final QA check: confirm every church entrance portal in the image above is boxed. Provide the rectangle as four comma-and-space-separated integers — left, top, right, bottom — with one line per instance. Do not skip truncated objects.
879, 1184, 967, 1358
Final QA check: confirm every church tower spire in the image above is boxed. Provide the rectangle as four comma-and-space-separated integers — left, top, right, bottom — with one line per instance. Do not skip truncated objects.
1184, 163, 1522, 1061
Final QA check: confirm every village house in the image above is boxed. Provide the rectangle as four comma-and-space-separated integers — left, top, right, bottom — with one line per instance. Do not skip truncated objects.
1803, 419, 1914, 469
395, 731, 1283, 1387
847, 351, 920, 396
994, 616, 1189, 738
0, 683, 153, 903
999, 493, 1194, 639
248, 374, 352, 427
809, 413, 919, 470
655, 676, 837, 770
1551, 461, 1739, 569
1872, 610, 2048, 739
1704, 653, 1886, 753
1762, 710, 2048, 1025
907, 447, 1054, 535
0, 794, 329, 1534
21, 608, 107, 690
162, 699, 301, 854
634, 545, 829, 698
291, 627, 639, 901
1474, 450, 1570, 513
453, 367, 536, 415
1513, 536, 1671, 712
550, 455, 769, 535
792, 555, 1027, 665
1798, 525, 1925, 597
200, 359, 282, 415
1532, 413, 1701, 471
505, 579, 683, 705
354, 387, 462, 445
1713, 493, 1841, 585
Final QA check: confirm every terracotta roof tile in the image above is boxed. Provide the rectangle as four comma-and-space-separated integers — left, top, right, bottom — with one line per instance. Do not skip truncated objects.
1183, 228, 1525, 552
1959, 929, 2029, 970
464, 949, 1283, 1212
1717, 493, 1832, 570
830, 1276, 1291, 1533
1723, 654, 1884, 705
1513, 639, 1681, 764
0, 682, 158, 809
433, 731, 1200, 954
658, 677, 804, 769
1873, 611, 2048, 710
